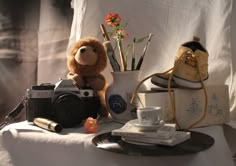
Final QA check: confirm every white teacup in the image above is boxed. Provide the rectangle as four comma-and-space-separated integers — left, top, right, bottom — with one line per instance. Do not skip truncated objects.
137, 107, 162, 125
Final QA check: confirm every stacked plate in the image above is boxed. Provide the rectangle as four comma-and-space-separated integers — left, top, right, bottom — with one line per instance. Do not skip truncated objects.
112, 119, 190, 146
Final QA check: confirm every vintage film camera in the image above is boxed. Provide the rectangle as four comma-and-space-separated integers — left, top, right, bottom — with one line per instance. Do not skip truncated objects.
25, 79, 101, 128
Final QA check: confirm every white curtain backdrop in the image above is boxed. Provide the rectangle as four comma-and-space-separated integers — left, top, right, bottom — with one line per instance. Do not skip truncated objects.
68, 0, 236, 123
0, 0, 39, 121
1, 0, 236, 125
37, 0, 72, 84
0, 0, 72, 122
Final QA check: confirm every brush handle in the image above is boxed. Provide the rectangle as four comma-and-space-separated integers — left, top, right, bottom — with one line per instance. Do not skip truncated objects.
135, 56, 143, 70
100, 24, 110, 41
135, 33, 153, 70
131, 57, 135, 71
117, 39, 127, 71
104, 41, 120, 72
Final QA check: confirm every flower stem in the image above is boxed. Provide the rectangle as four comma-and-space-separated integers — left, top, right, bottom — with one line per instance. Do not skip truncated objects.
117, 39, 127, 71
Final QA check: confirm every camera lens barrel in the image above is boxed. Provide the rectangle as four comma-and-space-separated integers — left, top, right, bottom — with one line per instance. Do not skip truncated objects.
52, 92, 101, 128
52, 93, 85, 128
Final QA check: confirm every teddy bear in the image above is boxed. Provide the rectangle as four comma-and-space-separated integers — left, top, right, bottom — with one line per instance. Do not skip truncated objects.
67, 37, 108, 117
67, 37, 107, 91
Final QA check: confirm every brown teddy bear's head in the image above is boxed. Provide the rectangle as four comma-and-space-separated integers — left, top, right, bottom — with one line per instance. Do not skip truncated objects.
67, 37, 107, 77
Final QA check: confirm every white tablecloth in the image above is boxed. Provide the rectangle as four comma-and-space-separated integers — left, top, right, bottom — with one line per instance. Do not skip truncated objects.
0, 121, 234, 166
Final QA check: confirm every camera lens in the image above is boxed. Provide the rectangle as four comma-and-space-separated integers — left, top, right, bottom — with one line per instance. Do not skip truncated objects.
52, 93, 86, 128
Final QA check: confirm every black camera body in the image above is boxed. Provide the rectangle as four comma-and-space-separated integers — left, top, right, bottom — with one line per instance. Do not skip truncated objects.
25, 79, 101, 128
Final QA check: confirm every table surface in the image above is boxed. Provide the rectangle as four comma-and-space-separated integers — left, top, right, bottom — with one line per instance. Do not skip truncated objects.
0, 119, 235, 166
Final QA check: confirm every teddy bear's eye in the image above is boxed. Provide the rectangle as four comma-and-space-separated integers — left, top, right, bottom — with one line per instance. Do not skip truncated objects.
93, 48, 97, 53
80, 48, 86, 53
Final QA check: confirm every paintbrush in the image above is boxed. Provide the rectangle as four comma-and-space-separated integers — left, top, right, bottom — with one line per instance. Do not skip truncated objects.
135, 33, 153, 70
131, 38, 136, 71
100, 24, 120, 72
103, 41, 120, 72
100, 24, 110, 41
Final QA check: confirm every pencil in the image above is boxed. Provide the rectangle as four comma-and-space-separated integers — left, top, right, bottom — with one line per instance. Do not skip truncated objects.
135, 33, 153, 70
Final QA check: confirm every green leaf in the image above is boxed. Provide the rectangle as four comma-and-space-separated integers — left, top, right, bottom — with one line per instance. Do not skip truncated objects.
135, 35, 150, 43
107, 32, 113, 37
122, 22, 128, 28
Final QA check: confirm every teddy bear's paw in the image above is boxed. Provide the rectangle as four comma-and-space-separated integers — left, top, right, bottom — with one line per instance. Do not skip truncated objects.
68, 73, 85, 88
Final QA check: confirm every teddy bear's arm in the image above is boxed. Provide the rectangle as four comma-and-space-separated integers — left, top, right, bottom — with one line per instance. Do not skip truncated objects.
85, 74, 106, 91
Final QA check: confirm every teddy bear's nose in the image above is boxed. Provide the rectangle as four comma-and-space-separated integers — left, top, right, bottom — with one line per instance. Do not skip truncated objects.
80, 48, 86, 53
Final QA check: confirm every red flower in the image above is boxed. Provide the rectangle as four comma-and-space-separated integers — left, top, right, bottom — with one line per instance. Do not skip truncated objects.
113, 29, 128, 40
105, 13, 121, 27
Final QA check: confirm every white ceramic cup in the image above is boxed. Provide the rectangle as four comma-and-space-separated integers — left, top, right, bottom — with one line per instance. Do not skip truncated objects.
137, 107, 162, 125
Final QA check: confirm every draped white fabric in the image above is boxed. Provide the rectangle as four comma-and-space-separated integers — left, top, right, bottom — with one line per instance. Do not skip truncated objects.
37, 0, 72, 84
1, 1, 236, 165
69, 0, 236, 122
1, 0, 236, 123
0, 1, 39, 121
0, 0, 72, 122
0, 121, 234, 166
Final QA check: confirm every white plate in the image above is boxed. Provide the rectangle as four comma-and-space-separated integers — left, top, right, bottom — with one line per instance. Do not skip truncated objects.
129, 119, 165, 131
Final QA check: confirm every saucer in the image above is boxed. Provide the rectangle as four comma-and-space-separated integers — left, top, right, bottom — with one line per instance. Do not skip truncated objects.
129, 119, 165, 131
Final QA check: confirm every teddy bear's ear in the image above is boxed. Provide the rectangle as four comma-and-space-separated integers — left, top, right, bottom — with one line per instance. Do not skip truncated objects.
67, 41, 83, 73
67, 51, 78, 73
71, 48, 78, 56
